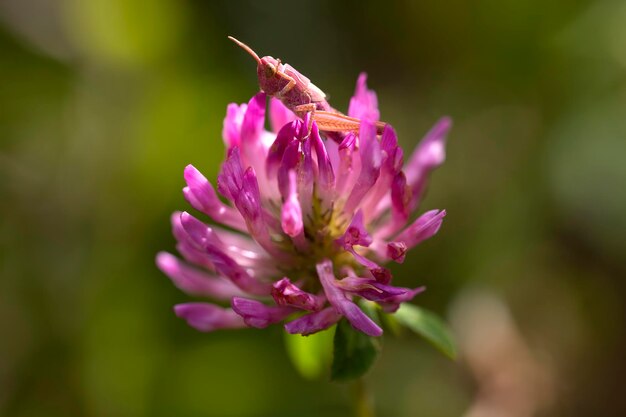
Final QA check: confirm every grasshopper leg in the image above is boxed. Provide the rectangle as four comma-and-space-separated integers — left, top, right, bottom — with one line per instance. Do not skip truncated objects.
293, 103, 317, 137
313, 111, 387, 134
276, 72, 296, 99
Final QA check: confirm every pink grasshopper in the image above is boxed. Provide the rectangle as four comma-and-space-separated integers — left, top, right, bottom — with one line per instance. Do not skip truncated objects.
228, 36, 387, 142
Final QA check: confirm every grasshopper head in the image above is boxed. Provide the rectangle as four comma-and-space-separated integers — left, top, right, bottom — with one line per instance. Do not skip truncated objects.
257, 56, 283, 95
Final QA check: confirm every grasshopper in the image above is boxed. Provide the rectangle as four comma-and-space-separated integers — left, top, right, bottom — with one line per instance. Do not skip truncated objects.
228, 36, 387, 142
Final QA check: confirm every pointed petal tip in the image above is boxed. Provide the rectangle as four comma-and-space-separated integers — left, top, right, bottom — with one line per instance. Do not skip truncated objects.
439, 116, 453, 129
170, 210, 182, 223
183, 164, 204, 183
173, 302, 202, 318
155, 251, 175, 271
174, 302, 246, 332
173, 304, 183, 316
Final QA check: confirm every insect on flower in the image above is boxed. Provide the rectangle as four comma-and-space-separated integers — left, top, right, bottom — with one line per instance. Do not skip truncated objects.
157, 77, 452, 338
228, 36, 387, 142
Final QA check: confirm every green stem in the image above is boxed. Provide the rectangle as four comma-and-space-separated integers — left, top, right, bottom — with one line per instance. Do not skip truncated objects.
352, 378, 375, 417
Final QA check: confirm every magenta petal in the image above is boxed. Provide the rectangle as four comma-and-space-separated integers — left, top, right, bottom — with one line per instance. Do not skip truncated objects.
170, 211, 187, 241
183, 165, 246, 231
317, 260, 382, 337
391, 172, 411, 222
344, 119, 382, 214
222, 103, 247, 149
239, 167, 263, 221
393, 209, 446, 249
380, 125, 400, 169
284, 307, 341, 335
281, 171, 303, 237
348, 73, 380, 121
175, 241, 213, 269
281, 198, 303, 237
231, 297, 295, 328
335, 211, 392, 283
335, 276, 414, 302
174, 303, 246, 332
359, 125, 402, 218
386, 241, 407, 263
156, 252, 245, 299
240, 92, 266, 148
379, 287, 426, 313
310, 123, 335, 192
179, 211, 211, 244
179, 212, 272, 295
266, 121, 300, 180
239, 93, 273, 189
217, 147, 245, 202
334, 133, 358, 195
271, 278, 323, 311
298, 132, 315, 211
269, 98, 297, 133
336, 210, 372, 249
406, 117, 450, 174
218, 149, 286, 259
405, 117, 451, 208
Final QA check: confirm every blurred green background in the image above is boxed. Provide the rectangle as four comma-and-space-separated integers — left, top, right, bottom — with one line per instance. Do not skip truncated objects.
1, 0, 626, 416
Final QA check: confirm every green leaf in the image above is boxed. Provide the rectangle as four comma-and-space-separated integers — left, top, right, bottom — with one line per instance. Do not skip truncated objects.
284, 326, 335, 380
331, 319, 379, 381
393, 303, 457, 360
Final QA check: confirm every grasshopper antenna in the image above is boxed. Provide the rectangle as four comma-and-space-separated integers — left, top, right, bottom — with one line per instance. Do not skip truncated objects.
228, 36, 261, 64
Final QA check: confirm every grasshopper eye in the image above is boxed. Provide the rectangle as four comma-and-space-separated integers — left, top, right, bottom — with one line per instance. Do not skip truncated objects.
264, 63, 276, 78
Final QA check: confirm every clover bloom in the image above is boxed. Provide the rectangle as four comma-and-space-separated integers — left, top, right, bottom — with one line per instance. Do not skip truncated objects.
157, 74, 450, 337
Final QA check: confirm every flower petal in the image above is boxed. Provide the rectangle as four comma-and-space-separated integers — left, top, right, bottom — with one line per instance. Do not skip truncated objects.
336, 210, 372, 249
222, 103, 247, 149
180, 212, 272, 295
218, 148, 287, 260
183, 165, 247, 231
231, 297, 295, 328
310, 122, 336, 197
379, 287, 426, 313
392, 209, 446, 250
386, 241, 407, 263
317, 260, 382, 337
284, 307, 341, 335
156, 252, 245, 299
344, 119, 381, 214
359, 125, 402, 219
266, 120, 300, 180
269, 98, 297, 133
240, 93, 274, 192
174, 303, 246, 332
334, 133, 359, 195
348, 73, 380, 121
335, 276, 417, 303
271, 278, 323, 311
405, 117, 451, 209
281, 170, 304, 237
335, 210, 391, 283
240, 92, 266, 150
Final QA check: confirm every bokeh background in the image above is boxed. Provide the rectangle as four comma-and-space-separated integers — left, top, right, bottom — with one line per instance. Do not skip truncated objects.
2, 0, 626, 416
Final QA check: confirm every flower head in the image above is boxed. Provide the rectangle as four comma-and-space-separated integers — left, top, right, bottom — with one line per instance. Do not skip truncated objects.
157, 73, 450, 337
